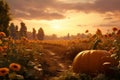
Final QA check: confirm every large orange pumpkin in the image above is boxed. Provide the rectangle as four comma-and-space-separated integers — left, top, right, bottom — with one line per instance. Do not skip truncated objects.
72, 50, 118, 74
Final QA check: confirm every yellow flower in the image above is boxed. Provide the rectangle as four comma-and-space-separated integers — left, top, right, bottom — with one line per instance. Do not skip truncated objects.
9, 72, 16, 79
0, 68, 9, 76
9, 63, 21, 71
0, 39, 2, 44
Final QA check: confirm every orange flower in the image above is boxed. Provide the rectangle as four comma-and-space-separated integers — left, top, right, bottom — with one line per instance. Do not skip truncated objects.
0, 46, 4, 52
117, 30, 120, 35
21, 37, 29, 43
85, 30, 89, 33
108, 33, 112, 37
9, 63, 21, 71
21, 37, 28, 41
0, 32, 6, 37
112, 27, 118, 32
96, 29, 102, 35
104, 34, 108, 38
0, 68, 9, 76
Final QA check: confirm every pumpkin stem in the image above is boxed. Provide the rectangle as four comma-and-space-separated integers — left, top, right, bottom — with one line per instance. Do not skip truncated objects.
92, 38, 101, 49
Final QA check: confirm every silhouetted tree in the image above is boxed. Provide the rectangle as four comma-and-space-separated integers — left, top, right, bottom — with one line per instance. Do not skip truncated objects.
9, 23, 16, 39
67, 33, 70, 39
0, 0, 11, 36
32, 28, 36, 40
15, 25, 19, 39
37, 27, 44, 40
19, 22, 27, 38
51, 34, 57, 39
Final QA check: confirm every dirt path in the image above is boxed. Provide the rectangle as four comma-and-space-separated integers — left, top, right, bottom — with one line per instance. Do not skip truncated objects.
41, 44, 72, 77
46, 49, 71, 71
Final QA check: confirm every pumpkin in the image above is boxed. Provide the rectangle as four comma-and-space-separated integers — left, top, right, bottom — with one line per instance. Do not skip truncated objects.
72, 50, 118, 74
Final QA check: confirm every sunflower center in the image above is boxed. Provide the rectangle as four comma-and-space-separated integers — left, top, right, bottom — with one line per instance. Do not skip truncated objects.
13, 65, 18, 68
1, 70, 6, 73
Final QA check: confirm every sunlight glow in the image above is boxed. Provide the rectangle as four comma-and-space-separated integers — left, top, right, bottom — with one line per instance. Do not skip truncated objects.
52, 24, 61, 30
50, 20, 64, 31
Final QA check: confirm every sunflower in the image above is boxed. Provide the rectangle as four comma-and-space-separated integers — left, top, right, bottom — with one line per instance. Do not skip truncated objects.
96, 29, 102, 35
112, 27, 118, 32
9, 63, 21, 71
0, 68, 9, 76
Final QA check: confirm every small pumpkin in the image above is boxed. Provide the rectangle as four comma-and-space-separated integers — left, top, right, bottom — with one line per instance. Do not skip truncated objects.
72, 50, 118, 74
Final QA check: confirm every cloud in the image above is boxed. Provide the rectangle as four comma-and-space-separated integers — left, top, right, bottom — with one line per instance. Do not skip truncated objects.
93, 0, 120, 13
61, 0, 120, 13
104, 17, 113, 20
77, 24, 88, 27
109, 20, 120, 24
6, 0, 120, 20
6, 0, 65, 20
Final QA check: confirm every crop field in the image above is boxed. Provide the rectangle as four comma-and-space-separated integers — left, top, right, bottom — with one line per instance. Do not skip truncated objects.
0, 28, 120, 80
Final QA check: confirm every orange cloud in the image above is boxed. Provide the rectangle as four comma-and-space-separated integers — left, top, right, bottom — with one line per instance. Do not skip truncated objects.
6, 0, 120, 20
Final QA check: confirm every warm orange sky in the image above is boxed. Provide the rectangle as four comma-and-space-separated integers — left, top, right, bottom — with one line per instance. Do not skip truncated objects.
7, 0, 120, 37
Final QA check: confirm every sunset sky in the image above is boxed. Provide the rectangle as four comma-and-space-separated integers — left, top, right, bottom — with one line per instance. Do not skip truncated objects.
6, 0, 120, 37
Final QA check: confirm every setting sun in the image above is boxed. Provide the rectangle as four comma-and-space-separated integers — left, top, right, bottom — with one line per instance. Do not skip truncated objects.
51, 24, 61, 30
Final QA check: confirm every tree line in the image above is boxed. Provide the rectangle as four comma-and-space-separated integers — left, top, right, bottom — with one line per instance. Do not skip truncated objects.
0, 0, 45, 40
9, 22, 45, 40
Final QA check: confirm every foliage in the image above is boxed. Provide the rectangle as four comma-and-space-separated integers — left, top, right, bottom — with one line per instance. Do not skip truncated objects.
52, 68, 120, 80
37, 27, 45, 40
0, 0, 11, 36
65, 39, 91, 60
0, 32, 48, 80
9, 23, 17, 39
32, 28, 36, 40
19, 22, 27, 38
